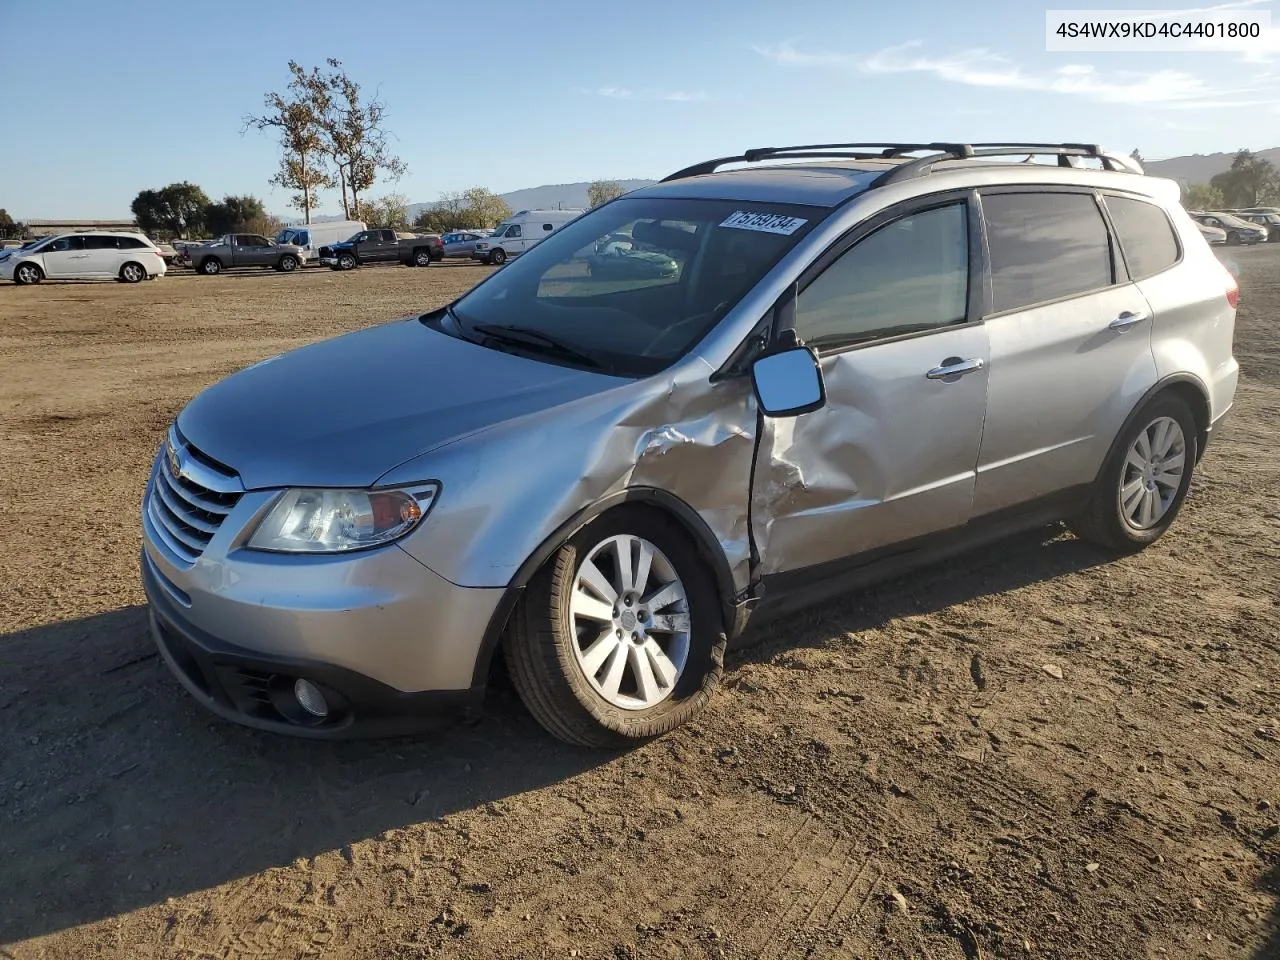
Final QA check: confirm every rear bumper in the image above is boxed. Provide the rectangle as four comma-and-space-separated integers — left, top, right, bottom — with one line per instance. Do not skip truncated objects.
143, 555, 485, 738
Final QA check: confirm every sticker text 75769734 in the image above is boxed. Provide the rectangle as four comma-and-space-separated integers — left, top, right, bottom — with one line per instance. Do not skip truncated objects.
719, 211, 809, 236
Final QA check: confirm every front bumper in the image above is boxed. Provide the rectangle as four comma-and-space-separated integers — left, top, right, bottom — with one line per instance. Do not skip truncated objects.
140, 463, 505, 737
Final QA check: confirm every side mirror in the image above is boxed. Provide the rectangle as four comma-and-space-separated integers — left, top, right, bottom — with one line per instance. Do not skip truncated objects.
750, 345, 826, 417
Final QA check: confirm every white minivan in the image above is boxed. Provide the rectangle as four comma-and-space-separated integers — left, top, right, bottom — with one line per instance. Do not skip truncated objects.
274, 220, 367, 263
472, 209, 584, 264
0, 231, 167, 284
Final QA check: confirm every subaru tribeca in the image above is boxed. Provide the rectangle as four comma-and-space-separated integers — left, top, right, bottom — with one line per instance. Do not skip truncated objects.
140, 142, 1239, 747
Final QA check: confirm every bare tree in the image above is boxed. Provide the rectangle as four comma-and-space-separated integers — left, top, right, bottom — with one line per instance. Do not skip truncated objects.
245, 62, 334, 224
314, 59, 407, 218
587, 180, 626, 208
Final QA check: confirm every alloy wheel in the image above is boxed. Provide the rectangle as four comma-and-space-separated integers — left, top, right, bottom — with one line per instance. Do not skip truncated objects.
1119, 415, 1186, 529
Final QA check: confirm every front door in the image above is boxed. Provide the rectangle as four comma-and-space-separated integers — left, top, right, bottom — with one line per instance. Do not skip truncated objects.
41, 236, 87, 277
235, 235, 273, 266
752, 197, 991, 578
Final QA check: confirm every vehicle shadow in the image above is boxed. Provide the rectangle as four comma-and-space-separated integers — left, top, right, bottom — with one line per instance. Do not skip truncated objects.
0, 525, 1112, 944
1254, 860, 1280, 959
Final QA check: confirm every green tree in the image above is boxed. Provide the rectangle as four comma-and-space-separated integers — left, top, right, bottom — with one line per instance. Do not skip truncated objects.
359, 193, 410, 229
205, 195, 269, 235
1183, 183, 1226, 211
461, 187, 512, 228
587, 180, 626, 207
413, 191, 472, 233
246, 61, 335, 224
0, 208, 20, 239
131, 182, 211, 237
1209, 149, 1279, 207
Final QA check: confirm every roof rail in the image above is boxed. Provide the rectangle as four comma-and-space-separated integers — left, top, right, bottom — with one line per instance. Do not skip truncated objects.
660, 141, 1143, 186
659, 143, 975, 182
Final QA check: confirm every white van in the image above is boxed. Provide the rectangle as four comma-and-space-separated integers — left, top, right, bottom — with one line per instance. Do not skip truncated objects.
471, 209, 584, 264
274, 220, 367, 263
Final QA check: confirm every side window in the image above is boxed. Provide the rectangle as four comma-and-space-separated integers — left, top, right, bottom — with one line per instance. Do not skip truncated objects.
48, 236, 85, 252
233, 235, 248, 247
83, 236, 120, 250
508, 225, 522, 238
795, 203, 970, 348
118, 236, 146, 249
381, 230, 395, 241
248, 235, 269, 247
1105, 195, 1180, 280
982, 192, 1113, 313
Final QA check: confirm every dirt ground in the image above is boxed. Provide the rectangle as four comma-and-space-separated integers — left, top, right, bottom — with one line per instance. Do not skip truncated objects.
1, 252, 1278, 960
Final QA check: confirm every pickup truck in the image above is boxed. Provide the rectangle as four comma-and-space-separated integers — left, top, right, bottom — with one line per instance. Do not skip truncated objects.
318, 229, 444, 270
192, 233, 308, 275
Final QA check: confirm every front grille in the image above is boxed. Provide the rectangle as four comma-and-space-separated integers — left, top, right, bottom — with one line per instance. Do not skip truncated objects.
146, 431, 243, 565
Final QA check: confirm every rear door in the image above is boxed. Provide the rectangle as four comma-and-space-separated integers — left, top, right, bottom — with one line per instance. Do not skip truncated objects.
971, 189, 1157, 517
41, 236, 87, 277
752, 194, 992, 578
81, 235, 122, 276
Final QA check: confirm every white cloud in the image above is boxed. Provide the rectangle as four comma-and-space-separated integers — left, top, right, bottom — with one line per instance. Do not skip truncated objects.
588, 86, 710, 102
754, 40, 1274, 109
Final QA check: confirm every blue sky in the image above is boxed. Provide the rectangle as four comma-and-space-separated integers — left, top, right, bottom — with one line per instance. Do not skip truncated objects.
6, 0, 1280, 219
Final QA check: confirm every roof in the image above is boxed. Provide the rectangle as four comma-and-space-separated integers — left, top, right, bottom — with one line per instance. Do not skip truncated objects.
635, 142, 1170, 208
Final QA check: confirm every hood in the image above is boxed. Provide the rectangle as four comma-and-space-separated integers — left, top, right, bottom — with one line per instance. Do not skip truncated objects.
177, 319, 622, 489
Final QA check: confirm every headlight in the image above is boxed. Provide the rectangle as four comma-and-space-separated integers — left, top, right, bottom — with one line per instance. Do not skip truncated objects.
247, 483, 438, 553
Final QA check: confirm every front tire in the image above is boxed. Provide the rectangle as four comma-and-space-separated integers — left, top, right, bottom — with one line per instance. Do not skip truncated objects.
1067, 394, 1198, 553
277, 255, 298, 272
491, 248, 507, 265
119, 262, 146, 283
505, 507, 725, 748
337, 253, 357, 271
13, 262, 43, 285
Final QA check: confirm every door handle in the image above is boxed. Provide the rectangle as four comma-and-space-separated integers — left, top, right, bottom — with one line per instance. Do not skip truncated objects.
926, 357, 985, 380
1108, 310, 1149, 331
70, 254, 89, 259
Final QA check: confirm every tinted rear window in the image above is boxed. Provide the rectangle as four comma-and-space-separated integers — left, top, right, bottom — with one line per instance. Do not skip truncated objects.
118, 236, 148, 249
1105, 196, 1179, 280
983, 192, 1113, 313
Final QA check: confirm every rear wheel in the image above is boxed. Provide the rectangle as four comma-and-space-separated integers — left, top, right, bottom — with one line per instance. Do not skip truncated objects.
13, 262, 43, 285
413, 248, 432, 267
1068, 394, 1198, 553
505, 507, 725, 748
277, 254, 298, 272
491, 248, 507, 265
119, 262, 145, 283
199, 258, 222, 275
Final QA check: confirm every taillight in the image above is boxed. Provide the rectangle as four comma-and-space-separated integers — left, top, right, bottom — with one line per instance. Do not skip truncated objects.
1224, 266, 1240, 309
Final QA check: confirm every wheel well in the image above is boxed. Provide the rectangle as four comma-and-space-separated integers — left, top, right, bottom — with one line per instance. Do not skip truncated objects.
1162, 380, 1211, 460
473, 495, 738, 689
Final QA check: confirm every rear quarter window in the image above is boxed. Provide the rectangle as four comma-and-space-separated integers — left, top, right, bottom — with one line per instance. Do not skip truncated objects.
981, 191, 1114, 314
1105, 195, 1180, 280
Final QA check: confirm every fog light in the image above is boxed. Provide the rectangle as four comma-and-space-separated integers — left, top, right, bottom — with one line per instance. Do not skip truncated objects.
294, 679, 329, 718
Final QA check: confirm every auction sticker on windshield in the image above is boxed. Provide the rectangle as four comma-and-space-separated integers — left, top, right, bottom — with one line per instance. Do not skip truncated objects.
720, 211, 808, 235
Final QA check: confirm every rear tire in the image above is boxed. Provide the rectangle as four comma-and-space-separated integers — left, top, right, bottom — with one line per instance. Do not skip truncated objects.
504, 507, 725, 748
13, 262, 43, 285
119, 262, 146, 283
491, 248, 507, 265
413, 248, 432, 267
199, 258, 222, 275
1067, 394, 1198, 553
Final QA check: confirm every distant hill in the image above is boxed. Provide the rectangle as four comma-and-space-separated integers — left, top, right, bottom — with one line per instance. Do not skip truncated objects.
404, 179, 657, 223
1143, 148, 1280, 185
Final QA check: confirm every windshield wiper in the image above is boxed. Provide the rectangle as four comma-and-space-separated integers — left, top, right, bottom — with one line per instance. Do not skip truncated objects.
469, 322, 604, 370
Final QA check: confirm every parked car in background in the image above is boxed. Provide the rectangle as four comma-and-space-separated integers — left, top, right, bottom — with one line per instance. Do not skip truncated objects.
140, 140, 1237, 748
275, 220, 366, 263
191, 234, 308, 275
1197, 222, 1228, 245
1235, 211, 1280, 240
318, 229, 443, 270
151, 240, 178, 266
441, 230, 493, 259
1233, 206, 1280, 216
472, 209, 585, 264
1188, 212, 1267, 245
1, 231, 167, 284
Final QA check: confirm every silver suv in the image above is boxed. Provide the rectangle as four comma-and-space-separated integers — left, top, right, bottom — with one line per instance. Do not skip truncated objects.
140, 142, 1239, 746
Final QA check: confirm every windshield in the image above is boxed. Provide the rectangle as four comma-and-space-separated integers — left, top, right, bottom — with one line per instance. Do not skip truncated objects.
1214, 213, 1252, 228
449, 196, 823, 376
